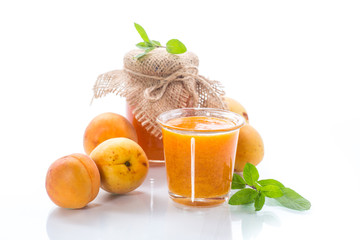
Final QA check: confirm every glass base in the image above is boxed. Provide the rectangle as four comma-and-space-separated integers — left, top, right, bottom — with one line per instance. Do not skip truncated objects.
169, 192, 228, 207
149, 159, 165, 165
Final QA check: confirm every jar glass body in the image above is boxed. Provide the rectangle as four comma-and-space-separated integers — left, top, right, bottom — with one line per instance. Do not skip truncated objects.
126, 103, 164, 163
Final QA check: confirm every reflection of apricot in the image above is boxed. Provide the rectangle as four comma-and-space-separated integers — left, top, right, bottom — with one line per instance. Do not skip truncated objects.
83, 112, 138, 155
45, 153, 100, 209
224, 97, 249, 123
90, 138, 149, 194
234, 125, 264, 172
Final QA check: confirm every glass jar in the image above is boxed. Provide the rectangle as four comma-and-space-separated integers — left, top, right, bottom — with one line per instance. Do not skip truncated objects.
126, 103, 164, 163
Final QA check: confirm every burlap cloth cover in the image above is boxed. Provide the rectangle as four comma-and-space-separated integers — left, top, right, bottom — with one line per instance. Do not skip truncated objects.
93, 48, 227, 138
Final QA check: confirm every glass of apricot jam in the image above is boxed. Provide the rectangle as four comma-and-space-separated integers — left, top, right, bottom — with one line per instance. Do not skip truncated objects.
157, 108, 245, 207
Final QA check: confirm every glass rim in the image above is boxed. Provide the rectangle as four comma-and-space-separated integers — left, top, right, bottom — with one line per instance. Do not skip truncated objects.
156, 107, 246, 133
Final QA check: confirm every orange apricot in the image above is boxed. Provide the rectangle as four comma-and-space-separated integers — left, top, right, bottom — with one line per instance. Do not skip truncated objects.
234, 124, 264, 172
45, 153, 100, 209
224, 96, 249, 123
83, 112, 138, 155
90, 138, 149, 194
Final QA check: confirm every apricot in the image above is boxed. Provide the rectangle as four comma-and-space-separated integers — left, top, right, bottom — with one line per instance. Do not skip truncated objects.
83, 112, 138, 155
234, 124, 264, 172
45, 153, 100, 209
90, 137, 149, 194
224, 96, 249, 123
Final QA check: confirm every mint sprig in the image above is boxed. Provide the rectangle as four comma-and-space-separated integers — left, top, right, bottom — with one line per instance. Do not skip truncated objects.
133, 23, 187, 59
229, 163, 311, 211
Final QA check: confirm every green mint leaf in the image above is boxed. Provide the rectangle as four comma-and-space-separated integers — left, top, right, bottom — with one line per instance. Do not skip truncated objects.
243, 163, 259, 186
145, 46, 155, 53
254, 181, 262, 191
151, 40, 161, 46
134, 47, 155, 59
258, 179, 285, 188
229, 188, 258, 205
261, 185, 283, 198
166, 39, 187, 54
136, 42, 153, 49
254, 192, 265, 211
275, 188, 311, 211
134, 52, 147, 59
231, 173, 246, 189
134, 23, 150, 43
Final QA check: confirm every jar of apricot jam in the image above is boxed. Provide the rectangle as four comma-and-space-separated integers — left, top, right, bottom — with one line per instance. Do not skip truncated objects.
126, 103, 164, 163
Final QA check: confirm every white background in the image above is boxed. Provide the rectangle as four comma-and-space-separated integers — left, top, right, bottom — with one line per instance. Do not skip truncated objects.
1, 0, 359, 239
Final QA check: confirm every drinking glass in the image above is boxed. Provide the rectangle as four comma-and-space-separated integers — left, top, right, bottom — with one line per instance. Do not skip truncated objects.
157, 108, 245, 206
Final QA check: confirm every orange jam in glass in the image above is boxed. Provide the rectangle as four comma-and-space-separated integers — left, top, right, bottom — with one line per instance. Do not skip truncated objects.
126, 104, 164, 162
157, 108, 245, 207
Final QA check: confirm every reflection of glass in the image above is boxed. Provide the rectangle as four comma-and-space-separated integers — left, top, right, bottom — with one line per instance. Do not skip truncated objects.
164, 202, 233, 240
126, 103, 164, 163
157, 108, 245, 207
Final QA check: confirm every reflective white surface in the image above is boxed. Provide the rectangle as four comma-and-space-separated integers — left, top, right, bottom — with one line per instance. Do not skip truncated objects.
45, 147, 360, 240
45, 165, 234, 240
